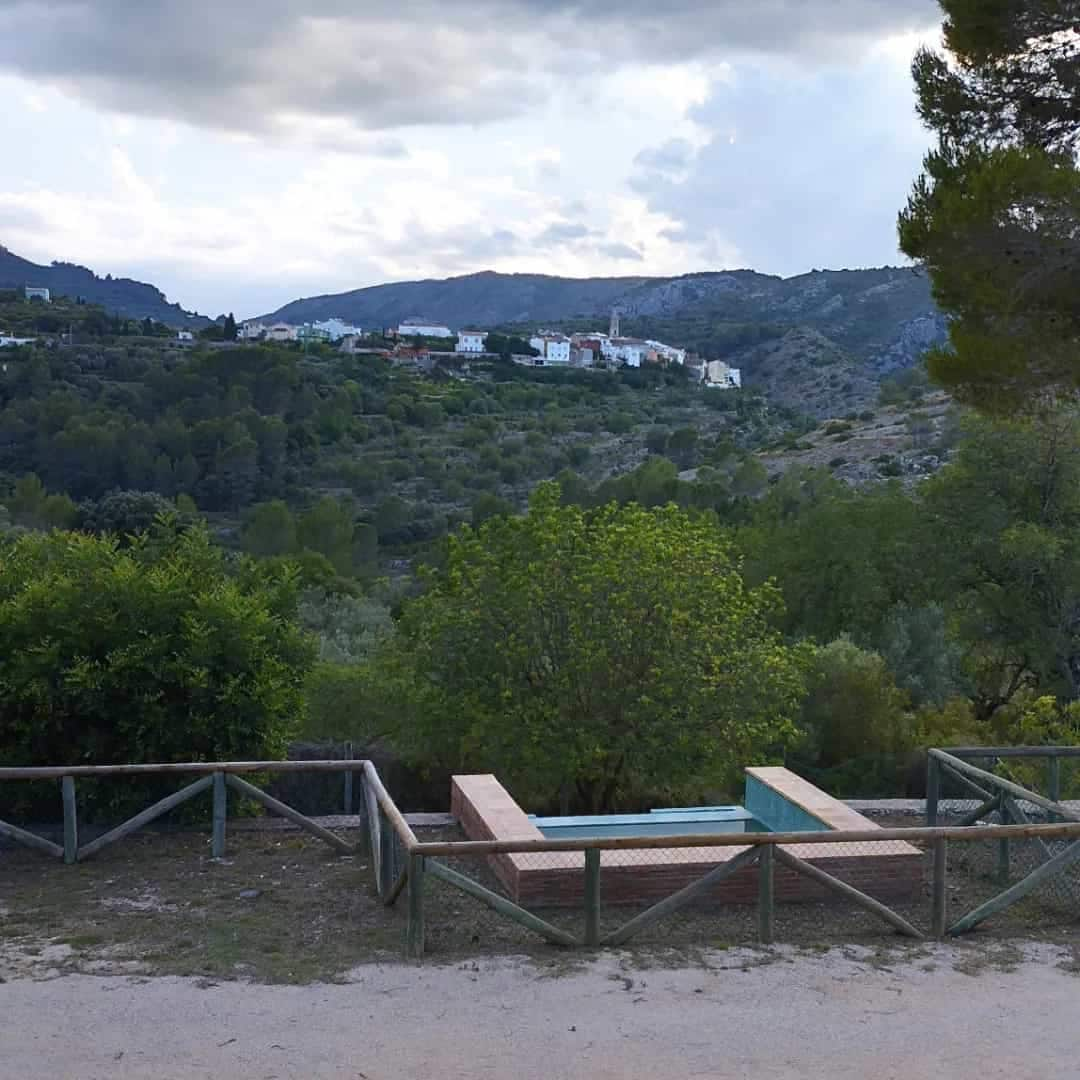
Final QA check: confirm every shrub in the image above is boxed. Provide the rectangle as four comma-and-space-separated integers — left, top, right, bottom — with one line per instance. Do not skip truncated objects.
605, 411, 635, 435
797, 638, 910, 770
0, 525, 314, 820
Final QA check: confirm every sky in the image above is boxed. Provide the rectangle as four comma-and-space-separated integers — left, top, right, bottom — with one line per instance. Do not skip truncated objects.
0, 1, 941, 318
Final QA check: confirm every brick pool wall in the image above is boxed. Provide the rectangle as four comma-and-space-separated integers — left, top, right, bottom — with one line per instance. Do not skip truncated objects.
450, 770, 923, 909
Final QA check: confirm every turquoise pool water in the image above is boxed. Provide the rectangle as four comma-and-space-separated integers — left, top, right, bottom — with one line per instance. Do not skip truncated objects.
529, 806, 772, 840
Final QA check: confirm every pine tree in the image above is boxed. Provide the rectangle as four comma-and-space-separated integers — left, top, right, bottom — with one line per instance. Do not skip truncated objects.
898, 0, 1080, 411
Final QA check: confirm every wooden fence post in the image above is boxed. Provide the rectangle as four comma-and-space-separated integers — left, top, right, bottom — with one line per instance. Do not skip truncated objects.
379, 808, 396, 898
926, 753, 941, 827
996, 793, 1010, 884
584, 849, 601, 947
406, 852, 426, 959
1048, 756, 1061, 822
212, 771, 227, 859
343, 742, 353, 815
758, 843, 775, 945
356, 774, 371, 858
931, 837, 948, 938
61, 775, 78, 865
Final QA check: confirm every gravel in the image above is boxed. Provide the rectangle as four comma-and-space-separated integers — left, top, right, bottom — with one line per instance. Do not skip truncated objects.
3, 944, 1080, 1079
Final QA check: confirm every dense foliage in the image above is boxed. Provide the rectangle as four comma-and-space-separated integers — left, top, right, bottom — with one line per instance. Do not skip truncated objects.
900, 0, 1080, 409
369, 484, 807, 810
0, 523, 315, 818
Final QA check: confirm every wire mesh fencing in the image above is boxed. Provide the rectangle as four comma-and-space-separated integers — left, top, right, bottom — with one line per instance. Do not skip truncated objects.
395, 818, 1080, 959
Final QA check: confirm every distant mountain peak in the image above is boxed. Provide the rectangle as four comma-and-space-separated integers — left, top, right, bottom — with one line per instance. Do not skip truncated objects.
0, 245, 209, 328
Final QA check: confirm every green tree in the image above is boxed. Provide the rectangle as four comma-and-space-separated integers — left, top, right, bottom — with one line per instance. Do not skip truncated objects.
922, 411, 1080, 716
297, 497, 355, 575
80, 490, 175, 535
471, 492, 514, 525
373, 484, 806, 810
793, 638, 912, 794
899, 0, 1080, 409
241, 500, 298, 557
223, 313, 238, 341
0, 524, 314, 818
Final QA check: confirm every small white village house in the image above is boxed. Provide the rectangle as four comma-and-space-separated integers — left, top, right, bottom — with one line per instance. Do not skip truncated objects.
24, 286, 50, 302
398, 318, 453, 339
529, 334, 572, 364
455, 330, 486, 354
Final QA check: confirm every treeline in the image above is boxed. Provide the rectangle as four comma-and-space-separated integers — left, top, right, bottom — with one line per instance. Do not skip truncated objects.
344, 408, 1080, 803
0, 339, 781, 563
4, 407, 1079, 813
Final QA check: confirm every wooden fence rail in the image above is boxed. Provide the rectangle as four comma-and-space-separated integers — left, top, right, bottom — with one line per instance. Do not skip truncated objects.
0, 760, 373, 863
7, 752, 1080, 960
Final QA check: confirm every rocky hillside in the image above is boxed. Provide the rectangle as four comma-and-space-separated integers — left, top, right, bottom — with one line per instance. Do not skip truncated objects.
0, 245, 209, 328
261, 270, 652, 329
263, 266, 948, 414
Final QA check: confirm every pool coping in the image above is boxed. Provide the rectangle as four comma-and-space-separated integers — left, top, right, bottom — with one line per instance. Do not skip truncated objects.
451, 769, 923, 908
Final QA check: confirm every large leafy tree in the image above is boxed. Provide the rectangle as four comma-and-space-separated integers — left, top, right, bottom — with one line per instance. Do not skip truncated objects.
922, 411, 1080, 716
0, 523, 315, 818
375, 483, 807, 811
899, 0, 1080, 410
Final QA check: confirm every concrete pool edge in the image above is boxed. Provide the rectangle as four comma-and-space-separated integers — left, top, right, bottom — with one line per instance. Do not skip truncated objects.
451, 770, 923, 908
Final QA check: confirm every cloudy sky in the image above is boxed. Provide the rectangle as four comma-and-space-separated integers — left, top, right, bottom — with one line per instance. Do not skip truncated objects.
0, 1, 940, 317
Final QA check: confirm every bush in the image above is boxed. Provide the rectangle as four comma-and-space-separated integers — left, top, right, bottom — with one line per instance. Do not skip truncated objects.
605, 412, 636, 435
796, 638, 910, 772
0, 525, 315, 821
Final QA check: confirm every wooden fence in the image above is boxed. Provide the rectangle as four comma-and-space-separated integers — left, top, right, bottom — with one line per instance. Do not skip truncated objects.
0, 760, 389, 864
5, 754, 1080, 959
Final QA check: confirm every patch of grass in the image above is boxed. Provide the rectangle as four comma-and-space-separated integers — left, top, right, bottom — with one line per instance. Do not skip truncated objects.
60, 933, 106, 949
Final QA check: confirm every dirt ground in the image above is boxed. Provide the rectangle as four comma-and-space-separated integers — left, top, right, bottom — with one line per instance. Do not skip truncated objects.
3, 943, 1079, 1079
3, 817, 1080, 983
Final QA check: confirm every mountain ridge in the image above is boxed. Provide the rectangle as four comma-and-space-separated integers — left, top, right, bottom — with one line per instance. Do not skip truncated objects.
257, 266, 946, 383
0, 245, 210, 328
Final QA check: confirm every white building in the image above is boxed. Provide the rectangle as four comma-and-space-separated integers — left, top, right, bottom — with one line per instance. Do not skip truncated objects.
647, 340, 687, 365
265, 323, 298, 342
704, 360, 742, 389
313, 317, 362, 341
455, 330, 486, 354
601, 337, 653, 367
529, 334, 571, 364
0, 331, 35, 348
24, 286, 50, 303
176, 330, 194, 342
398, 318, 453, 339
238, 321, 267, 340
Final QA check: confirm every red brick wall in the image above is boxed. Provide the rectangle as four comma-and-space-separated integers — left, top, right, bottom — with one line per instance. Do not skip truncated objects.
450, 773, 924, 910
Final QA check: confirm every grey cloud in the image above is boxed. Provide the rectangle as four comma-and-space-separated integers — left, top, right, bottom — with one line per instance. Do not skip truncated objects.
599, 242, 644, 261
0, 203, 48, 233
631, 59, 931, 275
535, 221, 593, 245
385, 222, 522, 264
633, 138, 695, 175
0, 1, 937, 136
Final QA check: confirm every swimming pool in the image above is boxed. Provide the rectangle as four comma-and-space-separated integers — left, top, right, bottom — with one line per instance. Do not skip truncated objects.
451, 769, 924, 907
529, 806, 772, 839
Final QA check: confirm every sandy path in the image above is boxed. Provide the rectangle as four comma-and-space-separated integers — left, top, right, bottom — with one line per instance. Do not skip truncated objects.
1, 945, 1075, 1080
